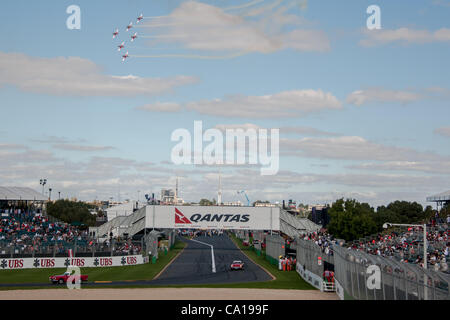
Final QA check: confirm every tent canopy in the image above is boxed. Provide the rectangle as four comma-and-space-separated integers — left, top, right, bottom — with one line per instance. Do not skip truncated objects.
0, 187, 47, 201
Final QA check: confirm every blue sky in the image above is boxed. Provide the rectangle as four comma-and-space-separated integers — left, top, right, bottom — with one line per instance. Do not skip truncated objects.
0, 0, 449, 206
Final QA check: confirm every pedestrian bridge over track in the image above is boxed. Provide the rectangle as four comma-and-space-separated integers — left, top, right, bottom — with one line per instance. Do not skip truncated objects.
95, 205, 320, 240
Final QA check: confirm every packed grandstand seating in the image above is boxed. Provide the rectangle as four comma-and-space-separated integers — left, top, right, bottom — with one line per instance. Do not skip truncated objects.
302, 229, 336, 256
302, 217, 450, 273
0, 209, 142, 257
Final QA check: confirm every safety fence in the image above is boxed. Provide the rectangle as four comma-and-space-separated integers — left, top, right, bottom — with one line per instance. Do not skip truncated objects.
265, 235, 284, 263
295, 238, 335, 291
0, 238, 145, 258
333, 244, 450, 300
295, 237, 450, 299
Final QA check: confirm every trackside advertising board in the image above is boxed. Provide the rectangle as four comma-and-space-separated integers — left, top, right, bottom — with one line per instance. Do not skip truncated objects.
145, 205, 280, 230
0, 255, 144, 270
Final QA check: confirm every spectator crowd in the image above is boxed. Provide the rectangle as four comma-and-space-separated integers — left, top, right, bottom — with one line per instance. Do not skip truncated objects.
302, 216, 450, 273
0, 211, 90, 256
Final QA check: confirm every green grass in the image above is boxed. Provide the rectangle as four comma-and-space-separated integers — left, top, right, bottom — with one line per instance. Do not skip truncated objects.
0, 241, 186, 285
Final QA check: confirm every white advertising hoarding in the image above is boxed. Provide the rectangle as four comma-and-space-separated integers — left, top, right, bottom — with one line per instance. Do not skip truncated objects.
0, 255, 144, 270
145, 205, 280, 230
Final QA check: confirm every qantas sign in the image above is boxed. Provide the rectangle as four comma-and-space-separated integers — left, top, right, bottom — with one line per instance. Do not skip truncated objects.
175, 208, 250, 224
145, 205, 280, 230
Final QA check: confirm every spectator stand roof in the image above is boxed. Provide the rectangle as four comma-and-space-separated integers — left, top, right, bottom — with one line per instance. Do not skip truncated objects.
426, 190, 450, 203
0, 187, 47, 201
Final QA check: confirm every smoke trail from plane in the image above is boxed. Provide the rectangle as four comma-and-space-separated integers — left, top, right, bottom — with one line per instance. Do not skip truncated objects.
134, 23, 179, 28
131, 51, 248, 60
142, 15, 168, 19
140, 34, 188, 39
224, 0, 266, 11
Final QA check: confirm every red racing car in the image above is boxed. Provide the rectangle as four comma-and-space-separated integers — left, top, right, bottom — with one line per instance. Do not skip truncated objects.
49, 271, 88, 284
230, 260, 245, 271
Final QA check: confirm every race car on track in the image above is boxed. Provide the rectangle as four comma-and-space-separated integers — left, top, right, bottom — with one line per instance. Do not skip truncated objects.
230, 260, 244, 271
49, 271, 88, 284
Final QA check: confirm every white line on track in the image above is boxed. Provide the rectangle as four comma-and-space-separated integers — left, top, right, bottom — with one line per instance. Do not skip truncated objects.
190, 239, 216, 273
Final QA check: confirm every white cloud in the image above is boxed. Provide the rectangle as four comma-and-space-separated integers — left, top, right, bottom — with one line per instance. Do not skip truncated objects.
281, 29, 330, 52
1, 145, 448, 206
348, 161, 450, 175
346, 88, 422, 106
0, 51, 197, 96
434, 126, 450, 137
280, 126, 338, 136
0, 144, 27, 150
360, 28, 450, 47
138, 89, 341, 118
186, 89, 342, 118
136, 102, 183, 113
52, 144, 115, 152
433, 0, 450, 7
214, 123, 262, 131
142, 1, 330, 54
31, 136, 86, 144
281, 136, 449, 162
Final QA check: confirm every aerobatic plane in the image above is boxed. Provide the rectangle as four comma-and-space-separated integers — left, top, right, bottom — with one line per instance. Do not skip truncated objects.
112, 29, 119, 39
117, 42, 125, 51
126, 22, 133, 31
122, 51, 129, 62
131, 33, 137, 42
137, 14, 143, 23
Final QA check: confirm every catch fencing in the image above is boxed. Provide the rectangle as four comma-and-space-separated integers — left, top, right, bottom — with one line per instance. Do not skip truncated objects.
295, 237, 450, 299
265, 235, 284, 266
332, 244, 450, 300
0, 238, 145, 258
295, 238, 335, 291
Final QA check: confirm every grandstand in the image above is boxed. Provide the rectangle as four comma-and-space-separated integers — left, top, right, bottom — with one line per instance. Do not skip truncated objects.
0, 186, 47, 215
0, 187, 144, 259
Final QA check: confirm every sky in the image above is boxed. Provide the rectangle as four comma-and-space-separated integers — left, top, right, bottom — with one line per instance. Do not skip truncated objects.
0, 0, 449, 207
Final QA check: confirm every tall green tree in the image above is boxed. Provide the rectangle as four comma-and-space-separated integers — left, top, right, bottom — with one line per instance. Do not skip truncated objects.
327, 198, 377, 241
46, 200, 96, 226
199, 198, 215, 206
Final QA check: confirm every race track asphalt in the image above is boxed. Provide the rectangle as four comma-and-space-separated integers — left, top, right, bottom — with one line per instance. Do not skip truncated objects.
0, 234, 272, 288
151, 234, 272, 285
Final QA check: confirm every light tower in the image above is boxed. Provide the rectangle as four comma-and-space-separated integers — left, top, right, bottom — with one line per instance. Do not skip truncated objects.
39, 179, 47, 196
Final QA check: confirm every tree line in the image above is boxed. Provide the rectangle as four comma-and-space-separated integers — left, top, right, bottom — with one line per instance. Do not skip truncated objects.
46, 199, 97, 227
326, 198, 442, 241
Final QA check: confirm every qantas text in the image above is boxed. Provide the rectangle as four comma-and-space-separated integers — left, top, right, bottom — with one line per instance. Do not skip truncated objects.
189, 214, 250, 223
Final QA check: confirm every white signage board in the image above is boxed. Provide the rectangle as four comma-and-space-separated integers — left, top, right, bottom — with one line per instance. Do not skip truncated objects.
1, 255, 144, 270
145, 205, 280, 230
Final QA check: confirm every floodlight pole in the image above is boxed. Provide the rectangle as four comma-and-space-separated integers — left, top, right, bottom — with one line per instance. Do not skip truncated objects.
39, 178, 47, 196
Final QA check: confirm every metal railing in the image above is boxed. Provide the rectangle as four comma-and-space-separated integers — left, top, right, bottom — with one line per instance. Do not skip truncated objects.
332, 244, 450, 300
0, 238, 145, 258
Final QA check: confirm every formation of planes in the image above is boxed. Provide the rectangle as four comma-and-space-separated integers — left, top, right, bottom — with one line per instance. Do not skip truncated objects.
113, 14, 143, 62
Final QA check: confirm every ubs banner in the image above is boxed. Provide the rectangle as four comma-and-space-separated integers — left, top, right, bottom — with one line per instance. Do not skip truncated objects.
1, 255, 144, 270
145, 205, 280, 230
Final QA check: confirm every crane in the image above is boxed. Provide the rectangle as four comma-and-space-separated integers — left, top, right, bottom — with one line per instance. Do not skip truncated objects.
237, 190, 250, 206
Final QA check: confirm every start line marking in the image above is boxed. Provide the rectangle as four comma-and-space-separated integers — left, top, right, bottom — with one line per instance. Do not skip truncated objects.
190, 238, 216, 273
